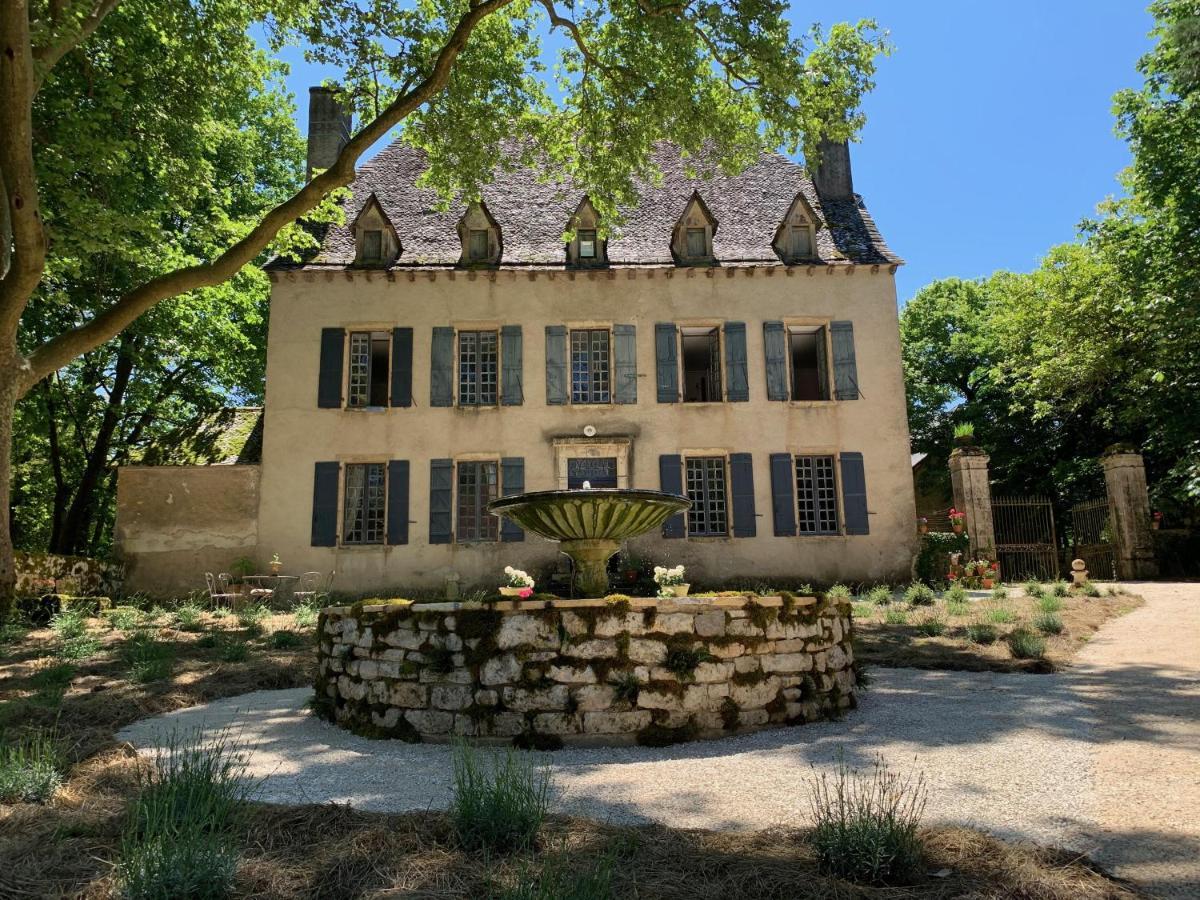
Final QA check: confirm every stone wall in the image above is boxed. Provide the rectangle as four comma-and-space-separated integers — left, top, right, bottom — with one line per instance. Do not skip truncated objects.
315, 593, 857, 747
15, 550, 123, 597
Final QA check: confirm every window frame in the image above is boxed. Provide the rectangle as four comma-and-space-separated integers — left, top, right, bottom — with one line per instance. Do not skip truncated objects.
685, 226, 708, 260
467, 228, 490, 262
578, 229, 597, 259
347, 330, 391, 409
794, 453, 840, 535
680, 326, 723, 403
457, 329, 500, 407
685, 455, 730, 537
455, 459, 500, 543
360, 229, 384, 263
787, 324, 831, 402
342, 462, 387, 545
569, 327, 612, 404
789, 224, 814, 261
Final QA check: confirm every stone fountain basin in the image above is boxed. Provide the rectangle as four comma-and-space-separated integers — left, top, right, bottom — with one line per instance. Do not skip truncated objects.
487, 488, 690, 541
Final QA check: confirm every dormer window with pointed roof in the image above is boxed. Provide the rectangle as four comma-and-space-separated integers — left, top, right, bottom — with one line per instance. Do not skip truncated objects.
458, 201, 502, 267
671, 192, 717, 265
773, 193, 823, 264
565, 197, 607, 266
351, 193, 400, 266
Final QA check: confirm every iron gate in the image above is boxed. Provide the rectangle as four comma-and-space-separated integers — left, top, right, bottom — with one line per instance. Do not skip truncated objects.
1069, 497, 1116, 580
992, 495, 1060, 580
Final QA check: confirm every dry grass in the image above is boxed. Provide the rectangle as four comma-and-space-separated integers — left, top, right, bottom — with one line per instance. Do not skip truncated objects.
853, 588, 1144, 673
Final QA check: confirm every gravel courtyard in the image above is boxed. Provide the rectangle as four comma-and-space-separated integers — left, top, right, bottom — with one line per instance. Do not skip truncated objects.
119, 582, 1200, 899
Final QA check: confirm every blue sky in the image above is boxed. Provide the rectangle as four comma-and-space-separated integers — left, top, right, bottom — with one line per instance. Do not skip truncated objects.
273, 2, 1156, 303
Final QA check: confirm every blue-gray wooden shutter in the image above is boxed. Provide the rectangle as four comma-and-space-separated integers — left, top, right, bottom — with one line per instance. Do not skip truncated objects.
831, 321, 860, 400
840, 452, 869, 535
430, 327, 454, 407
769, 453, 797, 536
659, 454, 685, 537
429, 459, 453, 544
729, 452, 756, 537
545, 325, 567, 405
387, 460, 410, 545
655, 323, 678, 403
317, 328, 345, 408
724, 322, 749, 402
613, 324, 637, 404
391, 328, 413, 408
311, 461, 340, 546
763, 321, 788, 401
500, 457, 525, 542
501, 325, 523, 406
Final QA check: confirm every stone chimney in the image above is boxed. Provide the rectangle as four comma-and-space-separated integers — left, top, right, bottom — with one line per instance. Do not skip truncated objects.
306, 86, 353, 180
813, 138, 854, 201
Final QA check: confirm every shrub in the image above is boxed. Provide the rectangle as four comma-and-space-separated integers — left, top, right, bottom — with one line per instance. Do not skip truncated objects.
195, 633, 218, 649
826, 584, 853, 601
943, 583, 968, 604
125, 636, 174, 683
903, 583, 935, 606
218, 641, 249, 663
945, 598, 970, 617
172, 604, 205, 633
864, 585, 893, 606
1034, 612, 1064, 635
58, 634, 102, 661
990, 585, 1008, 601
807, 755, 927, 884
985, 606, 1016, 625
966, 622, 998, 644
1080, 581, 1102, 597
292, 601, 319, 629
450, 741, 551, 853
883, 607, 909, 626
106, 606, 144, 632
118, 832, 238, 900
267, 629, 305, 650
916, 615, 946, 637
1023, 580, 1046, 598
494, 853, 614, 900
1051, 580, 1069, 597
235, 603, 269, 634
1007, 628, 1047, 660
1037, 595, 1064, 613
851, 602, 874, 620
0, 729, 64, 803
50, 607, 90, 641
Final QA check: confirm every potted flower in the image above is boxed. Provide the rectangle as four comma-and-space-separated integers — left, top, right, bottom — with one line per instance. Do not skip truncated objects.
918, 516, 928, 535
500, 566, 535, 598
948, 508, 966, 534
269, 553, 283, 575
953, 422, 976, 447
653, 564, 688, 598
1152, 511, 1163, 530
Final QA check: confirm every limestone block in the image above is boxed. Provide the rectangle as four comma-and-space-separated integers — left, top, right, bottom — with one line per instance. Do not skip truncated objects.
738, 709, 769, 727
649, 668, 680, 682
593, 612, 645, 637
338, 675, 367, 702
503, 685, 570, 711
562, 639, 618, 660
549, 664, 597, 684
379, 648, 406, 661
481, 653, 523, 686
727, 619, 764, 638
812, 651, 828, 673
560, 611, 590, 637
405, 709, 454, 734
782, 687, 802, 701
627, 639, 667, 665
655, 710, 692, 729
691, 710, 725, 732
693, 611, 726, 637
532, 713, 580, 735
653, 613, 695, 635
572, 684, 615, 711
830, 617, 844, 644
418, 618, 439, 631
387, 682, 428, 707
773, 638, 808, 654
453, 715, 477, 736
761, 653, 813, 674
372, 708, 401, 729
525, 651, 559, 661
583, 710, 651, 734
487, 713, 527, 737
356, 628, 375, 649
734, 656, 762, 674
381, 628, 424, 650
730, 676, 781, 709
475, 689, 499, 706
708, 642, 745, 659
637, 689, 682, 711
420, 668, 474, 684
692, 661, 735, 683
497, 614, 560, 650
431, 684, 474, 710
826, 645, 849, 671
444, 616, 457, 631
835, 669, 856, 693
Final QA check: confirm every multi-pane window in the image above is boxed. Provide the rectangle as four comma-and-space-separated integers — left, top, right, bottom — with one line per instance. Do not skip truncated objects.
458, 330, 498, 406
348, 331, 390, 408
578, 229, 597, 259
343, 463, 386, 544
789, 326, 829, 401
570, 329, 610, 403
681, 327, 721, 402
468, 229, 489, 261
685, 227, 707, 258
795, 455, 839, 534
686, 457, 728, 536
361, 229, 383, 262
457, 461, 499, 542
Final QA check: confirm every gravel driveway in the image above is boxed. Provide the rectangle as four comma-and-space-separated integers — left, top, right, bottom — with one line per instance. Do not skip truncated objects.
118, 582, 1200, 899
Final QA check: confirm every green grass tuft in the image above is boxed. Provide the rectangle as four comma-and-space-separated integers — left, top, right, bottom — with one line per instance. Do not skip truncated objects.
105, 606, 144, 632
825, 584, 853, 601
1007, 628, 1047, 659
1051, 580, 1069, 597
449, 740, 551, 854
1037, 595, 1064, 613
990, 585, 1008, 601
902, 583, 935, 606
883, 607, 909, 626
235, 603, 269, 635
985, 606, 1016, 625
916, 615, 946, 637
1079, 581, 1102, 597
0, 728, 64, 803
1023, 580, 1046, 598
50, 607, 90, 641
864, 585, 893, 606
1033, 612, 1064, 635
943, 583, 968, 604
217, 640, 250, 663
966, 622, 998, 645
492, 852, 614, 900
58, 633, 102, 661
292, 601, 319, 629
172, 604, 205, 632
267, 629, 305, 650
124, 636, 174, 683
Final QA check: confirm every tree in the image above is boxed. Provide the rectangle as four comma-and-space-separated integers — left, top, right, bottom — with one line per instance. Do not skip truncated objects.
0, 1, 888, 615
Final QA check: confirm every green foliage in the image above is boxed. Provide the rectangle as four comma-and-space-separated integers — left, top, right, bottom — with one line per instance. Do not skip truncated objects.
966, 622, 998, 645
106, 607, 145, 632
611, 672, 641, 705
0, 729, 64, 803
1037, 595, 1064, 614
235, 604, 269, 634
172, 604, 205, 633
58, 633, 102, 661
943, 584, 968, 604
1033, 612, 1064, 635
864, 585, 893, 605
50, 607, 90, 641
1007, 628, 1047, 660
945, 598, 970, 617
851, 602, 874, 620
916, 615, 946, 637
450, 741, 551, 854
30, 662, 76, 692
952, 422, 975, 441
664, 644, 716, 679
267, 629, 305, 650
492, 853, 614, 900
902, 583, 935, 606
990, 585, 1008, 601
883, 607, 908, 626
984, 606, 1016, 625
217, 641, 250, 663
914, 532, 970, 585
1051, 580, 1070, 598
1080, 581, 1102, 598
1024, 580, 1046, 599
125, 636, 174, 683
292, 601, 320, 629
825, 584, 853, 601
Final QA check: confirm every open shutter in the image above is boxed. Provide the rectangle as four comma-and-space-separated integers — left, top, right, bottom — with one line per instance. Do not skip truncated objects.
387, 460, 410, 545
429, 459, 453, 544
769, 453, 797, 536
729, 453, 757, 537
613, 324, 638, 404
659, 454, 685, 538
545, 326, 567, 405
724, 322, 749, 402
391, 328, 413, 408
763, 321, 788, 401
815, 327, 830, 400
500, 457, 525, 542
311, 461, 340, 546
430, 327, 454, 407
317, 328, 345, 408
655, 323, 678, 403
831, 321, 860, 400
840, 452, 869, 535
501, 325, 523, 406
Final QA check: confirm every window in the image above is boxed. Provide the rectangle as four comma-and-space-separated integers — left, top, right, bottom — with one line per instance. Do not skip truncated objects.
795, 455, 838, 534
790, 225, 813, 260
343, 463, 386, 544
570, 328, 610, 403
578, 229, 597, 259
686, 457, 728, 536
457, 461, 499, 542
789, 326, 829, 401
681, 327, 721, 402
685, 227, 707, 259
468, 229, 490, 262
361, 229, 383, 262
458, 330, 498, 406
348, 331, 390, 408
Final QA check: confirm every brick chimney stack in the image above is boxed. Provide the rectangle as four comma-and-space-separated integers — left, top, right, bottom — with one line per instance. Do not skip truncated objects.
813, 138, 855, 201
306, 86, 353, 180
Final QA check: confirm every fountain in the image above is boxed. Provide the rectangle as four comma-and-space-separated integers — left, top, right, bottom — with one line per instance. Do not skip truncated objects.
488, 485, 690, 596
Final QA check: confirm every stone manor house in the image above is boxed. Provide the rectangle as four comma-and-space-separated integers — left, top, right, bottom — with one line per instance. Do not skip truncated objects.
115, 89, 918, 596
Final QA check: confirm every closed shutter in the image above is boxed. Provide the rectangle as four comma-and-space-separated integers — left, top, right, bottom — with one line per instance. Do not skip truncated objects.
391, 328, 413, 408
501, 325, 523, 406
311, 461, 340, 546
545, 325, 567, 405
769, 453, 797, 536
659, 454, 685, 538
724, 322, 749, 402
655, 323, 678, 403
763, 321, 788, 401
430, 327, 454, 407
387, 460, 410, 544
613, 324, 638, 404
840, 452, 869, 535
500, 457, 525, 542
429, 459, 453, 544
729, 452, 756, 537
831, 321, 860, 400
317, 328, 345, 408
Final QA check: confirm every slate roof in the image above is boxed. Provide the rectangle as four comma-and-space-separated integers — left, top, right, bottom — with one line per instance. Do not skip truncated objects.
140, 407, 264, 466
288, 140, 901, 269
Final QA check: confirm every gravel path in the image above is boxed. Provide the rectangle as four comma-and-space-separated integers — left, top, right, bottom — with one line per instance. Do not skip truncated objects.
118, 582, 1200, 898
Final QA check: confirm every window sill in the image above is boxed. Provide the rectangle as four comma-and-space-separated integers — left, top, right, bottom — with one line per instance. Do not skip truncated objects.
680, 400, 728, 406
337, 542, 388, 550
453, 540, 501, 547
344, 406, 388, 413
454, 404, 501, 411
787, 400, 837, 409
686, 534, 732, 542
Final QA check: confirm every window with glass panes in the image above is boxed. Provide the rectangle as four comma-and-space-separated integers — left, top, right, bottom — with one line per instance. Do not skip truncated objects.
348, 331, 390, 408
458, 330, 498, 406
686, 457, 728, 536
795, 455, 839, 534
570, 329, 611, 403
456, 461, 499, 542
343, 463, 385, 544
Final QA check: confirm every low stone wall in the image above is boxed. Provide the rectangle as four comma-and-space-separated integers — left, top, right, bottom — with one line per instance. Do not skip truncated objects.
15, 550, 123, 597
315, 593, 857, 747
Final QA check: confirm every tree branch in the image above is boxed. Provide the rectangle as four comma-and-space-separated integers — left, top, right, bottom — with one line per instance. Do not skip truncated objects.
31, 0, 121, 88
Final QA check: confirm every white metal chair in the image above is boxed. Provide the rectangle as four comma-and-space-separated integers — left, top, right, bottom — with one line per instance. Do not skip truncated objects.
292, 571, 323, 605
205, 572, 240, 608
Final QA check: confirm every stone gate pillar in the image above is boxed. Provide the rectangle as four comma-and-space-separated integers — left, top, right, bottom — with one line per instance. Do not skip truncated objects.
949, 446, 996, 559
1100, 448, 1159, 580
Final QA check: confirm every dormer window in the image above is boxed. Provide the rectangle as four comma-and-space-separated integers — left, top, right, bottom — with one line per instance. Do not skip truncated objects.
686, 227, 707, 259
351, 193, 400, 266
790, 225, 813, 260
774, 193, 823, 264
362, 229, 383, 262
565, 197, 607, 266
578, 229, 597, 259
458, 202, 501, 266
671, 192, 717, 265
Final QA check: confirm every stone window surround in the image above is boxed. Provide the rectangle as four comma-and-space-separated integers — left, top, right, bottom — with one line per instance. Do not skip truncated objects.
338, 321, 395, 412
553, 436, 632, 490
561, 319, 615, 407
782, 316, 836, 407
674, 318, 726, 404
451, 320, 504, 409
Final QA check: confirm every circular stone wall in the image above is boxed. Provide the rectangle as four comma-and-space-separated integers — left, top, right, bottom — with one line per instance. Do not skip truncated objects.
314, 593, 857, 748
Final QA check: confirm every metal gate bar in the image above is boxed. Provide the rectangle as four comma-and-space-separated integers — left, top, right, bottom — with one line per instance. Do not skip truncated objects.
1069, 496, 1116, 580
992, 495, 1060, 581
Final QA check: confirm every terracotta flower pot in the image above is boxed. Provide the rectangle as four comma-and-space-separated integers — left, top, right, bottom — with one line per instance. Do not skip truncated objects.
670, 583, 691, 598
982, 578, 994, 589
919, 524, 928, 535
952, 523, 964, 534
499, 586, 525, 597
